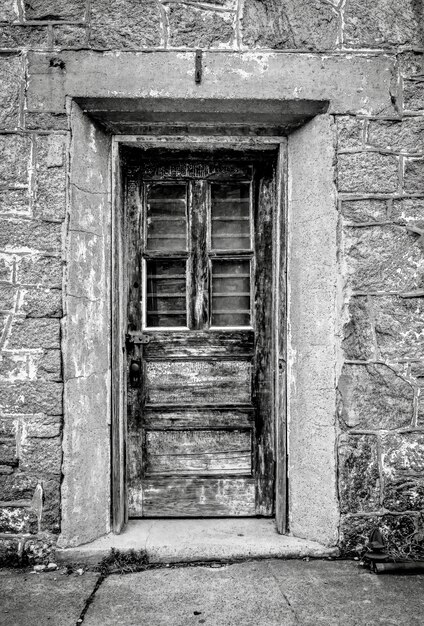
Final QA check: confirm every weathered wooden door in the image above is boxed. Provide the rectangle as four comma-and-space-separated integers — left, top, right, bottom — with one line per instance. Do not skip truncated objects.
125, 149, 277, 517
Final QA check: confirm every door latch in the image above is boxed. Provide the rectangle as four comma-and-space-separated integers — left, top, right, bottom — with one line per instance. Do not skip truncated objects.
129, 360, 141, 388
126, 334, 150, 345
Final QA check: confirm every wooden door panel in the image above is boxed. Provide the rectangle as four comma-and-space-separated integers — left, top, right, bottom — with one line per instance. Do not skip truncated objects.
145, 359, 251, 405
144, 429, 252, 476
129, 477, 256, 517
125, 150, 277, 518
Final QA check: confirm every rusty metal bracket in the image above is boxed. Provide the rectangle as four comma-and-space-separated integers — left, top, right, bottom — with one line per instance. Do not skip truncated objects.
126, 334, 150, 345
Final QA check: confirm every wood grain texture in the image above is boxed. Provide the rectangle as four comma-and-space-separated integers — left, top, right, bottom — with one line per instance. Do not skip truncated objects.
145, 429, 252, 475
143, 406, 255, 430
189, 180, 208, 330
142, 330, 254, 359
129, 477, 256, 517
146, 360, 252, 405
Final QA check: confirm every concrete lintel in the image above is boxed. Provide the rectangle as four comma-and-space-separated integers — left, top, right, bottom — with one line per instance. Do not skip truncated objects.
56, 519, 339, 566
27, 51, 396, 116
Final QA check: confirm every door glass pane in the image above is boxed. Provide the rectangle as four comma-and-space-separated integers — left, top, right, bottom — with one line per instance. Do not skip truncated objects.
211, 259, 251, 327
211, 182, 251, 251
146, 183, 187, 251
146, 259, 187, 327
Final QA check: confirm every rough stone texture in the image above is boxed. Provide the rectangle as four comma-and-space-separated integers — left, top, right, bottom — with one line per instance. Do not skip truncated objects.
0, 56, 22, 131
338, 364, 414, 430
25, 112, 69, 131
344, 0, 423, 48
6, 318, 60, 350
0, 135, 31, 187
368, 118, 424, 154
0, 220, 61, 255
0, 25, 49, 48
242, 0, 338, 50
382, 432, 424, 481
383, 480, 424, 512
0, 382, 62, 414
404, 79, 424, 112
338, 434, 380, 514
392, 198, 424, 226
0, 538, 20, 566
36, 349, 62, 381
398, 51, 424, 78
287, 116, 339, 546
34, 135, 66, 221
373, 296, 424, 361
24, 0, 86, 21
20, 288, 62, 318
0, 189, 30, 216
17, 256, 63, 288
338, 152, 398, 193
336, 116, 364, 150
19, 436, 62, 475
340, 199, 388, 223
343, 225, 424, 292
339, 514, 418, 556
52, 25, 88, 48
89, 0, 161, 49
342, 297, 375, 360
168, 5, 234, 48
0, 506, 38, 533
0, 0, 19, 22
404, 157, 424, 194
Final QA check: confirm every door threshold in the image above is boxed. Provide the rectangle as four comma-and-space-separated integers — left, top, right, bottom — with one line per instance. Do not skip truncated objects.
56, 519, 338, 566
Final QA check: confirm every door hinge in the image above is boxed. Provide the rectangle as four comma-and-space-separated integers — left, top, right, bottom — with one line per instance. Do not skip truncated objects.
126, 333, 150, 345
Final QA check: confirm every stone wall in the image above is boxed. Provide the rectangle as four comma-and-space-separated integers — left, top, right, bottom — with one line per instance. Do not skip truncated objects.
0, 0, 423, 563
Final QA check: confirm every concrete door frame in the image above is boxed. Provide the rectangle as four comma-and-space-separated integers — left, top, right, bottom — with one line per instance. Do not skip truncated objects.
59, 102, 340, 549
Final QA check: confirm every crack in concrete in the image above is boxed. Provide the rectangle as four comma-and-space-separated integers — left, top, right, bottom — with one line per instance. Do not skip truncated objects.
268, 563, 300, 625
74, 574, 106, 625
71, 182, 108, 196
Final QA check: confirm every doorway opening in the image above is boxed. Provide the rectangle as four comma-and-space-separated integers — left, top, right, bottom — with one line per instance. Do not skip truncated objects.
119, 144, 286, 524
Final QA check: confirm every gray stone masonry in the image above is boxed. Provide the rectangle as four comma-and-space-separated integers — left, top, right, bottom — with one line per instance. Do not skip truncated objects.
0, 0, 424, 564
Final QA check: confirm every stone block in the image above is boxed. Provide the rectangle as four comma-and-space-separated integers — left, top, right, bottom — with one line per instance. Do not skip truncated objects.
339, 513, 417, 557
343, 225, 424, 292
0, 506, 38, 534
336, 116, 364, 151
0, 285, 16, 312
52, 25, 88, 48
0, 381, 63, 414
373, 296, 424, 361
19, 288, 62, 318
168, 5, 234, 48
381, 432, 424, 480
7, 318, 60, 350
34, 135, 67, 221
368, 119, 424, 154
0, 414, 15, 437
0, 220, 62, 255
241, 0, 338, 50
0, 439, 17, 466
340, 199, 388, 223
0, 189, 30, 216
344, 0, 422, 48
0, 352, 28, 381
19, 436, 62, 475
383, 480, 424, 513
0, 56, 22, 131
35, 349, 62, 381
0, 25, 49, 48
403, 79, 424, 112
338, 363, 414, 430
338, 434, 380, 514
0, 312, 8, 339
0, 135, 31, 187
25, 112, 68, 131
24, 413, 62, 438
0, 537, 21, 566
392, 198, 424, 227
0, 0, 19, 21
24, 0, 86, 21
404, 158, 424, 194
338, 152, 398, 193
398, 51, 424, 78
17, 256, 63, 287
0, 254, 14, 282
342, 296, 375, 360
40, 477, 60, 533
89, 0, 161, 49
0, 473, 38, 501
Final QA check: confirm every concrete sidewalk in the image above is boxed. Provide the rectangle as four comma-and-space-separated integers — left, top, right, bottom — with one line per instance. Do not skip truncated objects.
1, 559, 424, 626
